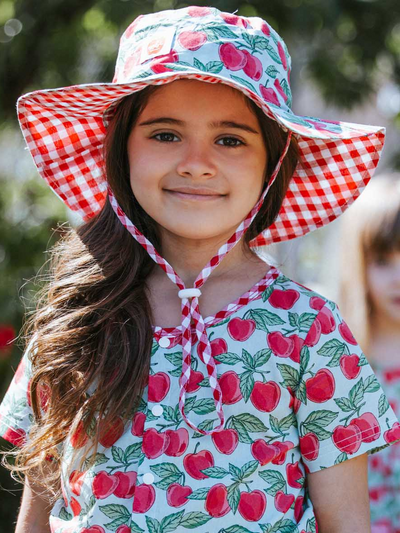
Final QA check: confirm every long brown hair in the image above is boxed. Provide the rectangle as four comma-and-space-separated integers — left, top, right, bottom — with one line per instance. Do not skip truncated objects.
6, 81, 299, 494
339, 173, 400, 352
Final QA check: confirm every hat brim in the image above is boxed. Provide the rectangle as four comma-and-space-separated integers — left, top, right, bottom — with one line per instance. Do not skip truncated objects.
17, 71, 385, 246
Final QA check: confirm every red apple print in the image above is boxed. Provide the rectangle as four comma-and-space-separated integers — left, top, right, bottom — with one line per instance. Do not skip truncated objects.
339, 354, 361, 380
306, 369, 335, 403
124, 16, 143, 39
69, 470, 86, 496
212, 429, 239, 454
166, 483, 192, 507
286, 461, 303, 488
384, 422, 400, 443
288, 334, 304, 364
132, 483, 156, 513
338, 321, 357, 345
250, 381, 281, 412
210, 337, 228, 359
269, 289, 300, 310
242, 50, 263, 81
116, 526, 132, 533
165, 428, 189, 457
131, 411, 146, 437
92, 471, 119, 499
188, 6, 211, 17
304, 317, 322, 347
238, 490, 267, 521
99, 417, 125, 448
178, 31, 207, 51
316, 306, 336, 334
148, 372, 170, 402
294, 495, 305, 523
275, 490, 294, 513
113, 471, 137, 499
261, 22, 270, 36
70, 497, 81, 517
299, 432, 320, 461
183, 448, 214, 479
2, 427, 26, 447
277, 42, 288, 70
273, 79, 288, 103
219, 370, 242, 404
142, 428, 170, 459
288, 387, 301, 413
221, 13, 247, 27
332, 424, 362, 454
267, 331, 294, 358
70, 420, 89, 449
219, 43, 248, 71
349, 413, 380, 443
80, 527, 105, 533
122, 50, 141, 78
309, 296, 326, 311
205, 483, 230, 517
186, 369, 204, 393
14, 358, 25, 384
251, 440, 279, 466
227, 317, 256, 341
149, 50, 179, 74
271, 441, 294, 465
259, 84, 280, 106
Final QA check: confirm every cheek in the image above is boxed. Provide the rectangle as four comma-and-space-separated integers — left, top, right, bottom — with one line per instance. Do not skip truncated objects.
367, 266, 391, 305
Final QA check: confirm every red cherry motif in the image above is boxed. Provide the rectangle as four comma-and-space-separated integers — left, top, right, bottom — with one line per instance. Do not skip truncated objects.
251, 439, 279, 465
186, 370, 204, 393
164, 428, 189, 457
338, 321, 357, 345
238, 490, 267, 521
275, 490, 294, 513
339, 354, 361, 380
269, 289, 300, 310
306, 369, 335, 403
273, 79, 288, 103
294, 495, 305, 523
188, 6, 212, 17
259, 84, 280, 106
332, 424, 362, 454
177, 30, 207, 51
122, 50, 142, 78
286, 461, 303, 488
304, 318, 322, 347
288, 387, 301, 413
219, 370, 242, 404
299, 432, 320, 461
272, 441, 294, 465
242, 50, 263, 81
92, 471, 119, 499
227, 317, 256, 341
384, 422, 400, 443
309, 296, 326, 311
69, 470, 86, 496
80, 527, 105, 533
99, 417, 125, 448
166, 483, 192, 507
124, 16, 143, 39
2, 427, 26, 447
113, 471, 137, 499
219, 43, 248, 71
70, 497, 81, 517
142, 428, 170, 459
221, 13, 248, 28
205, 483, 230, 517
316, 306, 336, 334
183, 447, 214, 479
267, 331, 294, 358
148, 372, 170, 402
277, 42, 288, 71
250, 381, 281, 412
210, 337, 228, 359
349, 413, 380, 443
149, 50, 179, 74
116, 526, 132, 533
288, 335, 304, 363
132, 483, 156, 513
131, 411, 146, 437
211, 429, 239, 455
261, 22, 270, 37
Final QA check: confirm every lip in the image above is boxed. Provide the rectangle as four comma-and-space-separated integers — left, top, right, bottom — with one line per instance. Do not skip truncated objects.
165, 187, 225, 201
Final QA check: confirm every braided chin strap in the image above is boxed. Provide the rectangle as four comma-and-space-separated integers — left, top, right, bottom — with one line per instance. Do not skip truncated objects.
109, 132, 292, 434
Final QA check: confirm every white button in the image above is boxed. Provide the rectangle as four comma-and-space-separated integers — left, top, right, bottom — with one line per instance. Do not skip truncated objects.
158, 337, 170, 348
152, 405, 164, 417
143, 472, 154, 485
178, 288, 202, 299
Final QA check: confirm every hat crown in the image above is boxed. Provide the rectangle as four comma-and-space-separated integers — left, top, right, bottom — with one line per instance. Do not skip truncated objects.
113, 6, 292, 111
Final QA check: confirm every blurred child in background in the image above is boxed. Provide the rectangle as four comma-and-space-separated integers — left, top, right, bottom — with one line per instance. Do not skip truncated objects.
340, 173, 400, 533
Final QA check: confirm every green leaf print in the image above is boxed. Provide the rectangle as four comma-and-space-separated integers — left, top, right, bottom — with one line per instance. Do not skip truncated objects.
124, 442, 143, 462
242, 30, 255, 48
364, 375, 380, 393
265, 65, 279, 79
146, 515, 161, 533
244, 309, 285, 331
227, 482, 241, 514
230, 413, 269, 432
192, 419, 216, 438
301, 423, 331, 441
154, 475, 181, 490
100, 504, 132, 531
104, 516, 131, 531
187, 487, 210, 500
165, 352, 183, 368
151, 340, 159, 357
240, 370, 255, 403
240, 460, 259, 479
349, 379, 365, 407
378, 393, 390, 417
59, 508, 73, 521
288, 313, 299, 328
167, 366, 181, 378
202, 466, 230, 478
220, 526, 256, 533
277, 364, 300, 390
303, 410, 338, 427
214, 352, 242, 365
151, 462, 181, 478
208, 317, 230, 328
242, 349, 255, 368
206, 60, 224, 73
307, 517, 317, 533
192, 398, 216, 415
112, 446, 125, 464
295, 380, 307, 405
279, 413, 297, 431
83, 452, 109, 469
161, 510, 185, 533
334, 397, 354, 413
265, 44, 280, 63
193, 58, 207, 71
254, 35, 271, 51
326, 352, 342, 368
262, 284, 275, 302
205, 25, 238, 41
184, 396, 197, 413
259, 526, 273, 533
269, 415, 281, 435
179, 511, 212, 528
254, 348, 272, 368
317, 339, 347, 358
270, 519, 299, 533
259, 470, 286, 496
299, 346, 310, 378
229, 463, 242, 481
298, 313, 315, 331
131, 524, 146, 533
334, 452, 348, 464
230, 419, 253, 444
230, 75, 257, 93
357, 353, 369, 366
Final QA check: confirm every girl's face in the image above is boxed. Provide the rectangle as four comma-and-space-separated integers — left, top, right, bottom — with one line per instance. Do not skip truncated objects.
127, 79, 267, 243
367, 251, 400, 326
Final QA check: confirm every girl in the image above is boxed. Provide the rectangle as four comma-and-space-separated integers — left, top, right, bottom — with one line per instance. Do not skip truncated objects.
0, 6, 399, 533
339, 174, 400, 533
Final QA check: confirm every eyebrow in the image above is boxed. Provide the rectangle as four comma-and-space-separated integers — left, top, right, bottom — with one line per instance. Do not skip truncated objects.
138, 117, 260, 135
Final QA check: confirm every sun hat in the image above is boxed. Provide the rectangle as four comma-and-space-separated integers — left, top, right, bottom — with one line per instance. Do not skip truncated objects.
17, 6, 385, 434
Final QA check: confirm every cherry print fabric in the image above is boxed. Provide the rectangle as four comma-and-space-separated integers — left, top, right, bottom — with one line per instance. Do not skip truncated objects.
368, 365, 400, 533
1, 268, 399, 533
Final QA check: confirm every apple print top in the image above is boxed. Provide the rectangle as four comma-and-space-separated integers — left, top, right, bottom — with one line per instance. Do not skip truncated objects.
367, 364, 400, 532
1, 266, 399, 533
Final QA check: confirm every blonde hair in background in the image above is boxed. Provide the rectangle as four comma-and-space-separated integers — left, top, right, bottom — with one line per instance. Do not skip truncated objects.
339, 173, 400, 355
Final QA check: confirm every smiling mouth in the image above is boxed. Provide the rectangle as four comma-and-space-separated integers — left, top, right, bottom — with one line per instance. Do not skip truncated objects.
165, 189, 225, 201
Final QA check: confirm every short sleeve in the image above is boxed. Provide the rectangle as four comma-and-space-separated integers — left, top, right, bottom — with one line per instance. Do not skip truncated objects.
296, 301, 400, 473
0, 339, 35, 448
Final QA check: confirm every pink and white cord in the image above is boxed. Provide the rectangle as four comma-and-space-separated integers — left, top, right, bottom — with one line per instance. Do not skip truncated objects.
108, 132, 292, 434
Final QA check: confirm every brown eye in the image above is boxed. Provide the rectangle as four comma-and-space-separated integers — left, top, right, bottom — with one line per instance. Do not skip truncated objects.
152, 132, 179, 142
217, 137, 244, 147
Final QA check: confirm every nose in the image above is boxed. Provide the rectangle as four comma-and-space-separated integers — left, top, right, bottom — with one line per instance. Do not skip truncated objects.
176, 140, 217, 179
